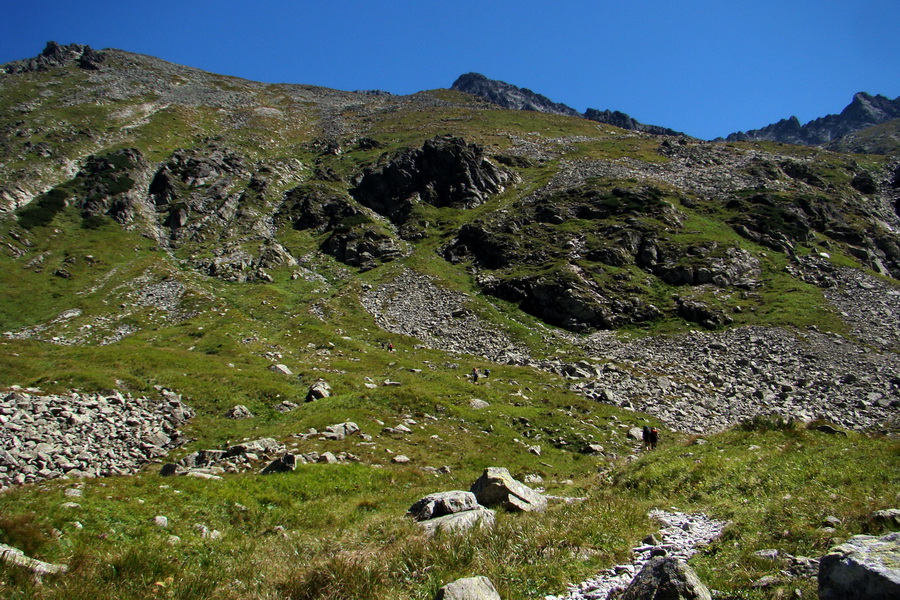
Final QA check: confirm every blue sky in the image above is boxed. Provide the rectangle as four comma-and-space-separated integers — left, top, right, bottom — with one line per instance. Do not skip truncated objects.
2, 0, 898, 140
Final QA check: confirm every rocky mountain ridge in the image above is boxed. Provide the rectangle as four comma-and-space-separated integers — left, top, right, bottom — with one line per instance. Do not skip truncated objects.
725, 92, 900, 151
451, 72, 685, 136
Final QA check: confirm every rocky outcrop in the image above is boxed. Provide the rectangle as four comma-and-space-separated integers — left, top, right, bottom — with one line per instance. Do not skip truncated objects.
3, 41, 105, 74
479, 269, 663, 332
75, 148, 155, 225
818, 532, 900, 600
277, 183, 361, 233
321, 222, 405, 270
725, 92, 900, 148
0, 389, 193, 491
150, 144, 251, 241
350, 136, 514, 226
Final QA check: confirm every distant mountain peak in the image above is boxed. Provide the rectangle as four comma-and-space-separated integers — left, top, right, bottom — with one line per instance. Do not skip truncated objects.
451, 72, 581, 117
725, 92, 900, 148
451, 72, 685, 137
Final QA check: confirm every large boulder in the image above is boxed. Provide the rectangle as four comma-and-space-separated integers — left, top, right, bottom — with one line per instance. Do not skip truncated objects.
322, 422, 360, 441
260, 453, 297, 474
469, 467, 547, 512
869, 509, 900, 530
818, 532, 900, 600
409, 491, 480, 521
305, 381, 331, 402
435, 575, 501, 600
618, 557, 711, 600
226, 438, 280, 456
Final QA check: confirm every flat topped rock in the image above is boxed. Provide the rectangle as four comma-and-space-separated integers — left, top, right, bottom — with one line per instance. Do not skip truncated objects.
419, 507, 496, 537
409, 490, 480, 521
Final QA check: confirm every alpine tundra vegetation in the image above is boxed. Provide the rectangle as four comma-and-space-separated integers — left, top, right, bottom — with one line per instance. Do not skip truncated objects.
0, 43, 898, 599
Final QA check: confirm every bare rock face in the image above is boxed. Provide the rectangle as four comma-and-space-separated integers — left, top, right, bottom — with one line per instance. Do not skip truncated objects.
470, 467, 547, 513
350, 135, 514, 226
818, 532, 900, 600
435, 575, 501, 600
75, 148, 155, 225
618, 557, 711, 600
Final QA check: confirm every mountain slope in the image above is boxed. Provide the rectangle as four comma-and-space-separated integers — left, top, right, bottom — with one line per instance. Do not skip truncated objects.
0, 42, 898, 600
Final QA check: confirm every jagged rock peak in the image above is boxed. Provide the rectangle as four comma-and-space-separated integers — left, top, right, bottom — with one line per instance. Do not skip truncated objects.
452, 72, 685, 137
3, 41, 105, 74
451, 72, 581, 117
725, 92, 900, 147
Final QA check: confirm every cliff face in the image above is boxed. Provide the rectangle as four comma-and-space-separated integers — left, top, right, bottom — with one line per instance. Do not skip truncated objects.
725, 92, 900, 150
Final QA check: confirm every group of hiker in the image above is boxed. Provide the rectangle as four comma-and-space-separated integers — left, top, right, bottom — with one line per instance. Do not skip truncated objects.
470, 367, 490, 383
642, 425, 659, 450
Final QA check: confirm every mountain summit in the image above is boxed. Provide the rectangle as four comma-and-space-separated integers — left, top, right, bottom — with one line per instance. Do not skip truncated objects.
451, 72, 685, 137
451, 72, 581, 117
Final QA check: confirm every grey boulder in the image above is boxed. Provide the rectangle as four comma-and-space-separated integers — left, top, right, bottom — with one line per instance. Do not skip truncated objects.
435, 575, 501, 600
409, 491, 480, 521
470, 467, 547, 512
818, 532, 900, 600
618, 557, 711, 600
420, 507, 496, 537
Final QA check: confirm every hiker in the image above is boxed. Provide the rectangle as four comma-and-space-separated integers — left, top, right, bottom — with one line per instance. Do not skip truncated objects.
642, 425, 651, 449
471, 367, 479, 384
648, 427, 659, 450
483, 368, 490, 378
387, 341, 394, 352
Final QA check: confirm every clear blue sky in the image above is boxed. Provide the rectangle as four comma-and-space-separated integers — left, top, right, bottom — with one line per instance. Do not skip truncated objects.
2, 0, 898, 140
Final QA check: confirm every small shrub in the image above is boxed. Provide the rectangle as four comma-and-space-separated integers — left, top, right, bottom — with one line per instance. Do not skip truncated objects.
737, 414, 798, 432
17, 188, 69, 229
0, 513, 52, 556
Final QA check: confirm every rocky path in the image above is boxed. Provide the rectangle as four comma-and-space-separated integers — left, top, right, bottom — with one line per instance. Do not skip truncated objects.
545, 510, 728, 600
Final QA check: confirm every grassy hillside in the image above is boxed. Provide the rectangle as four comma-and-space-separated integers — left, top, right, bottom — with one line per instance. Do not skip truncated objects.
1, 46, 899, 599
